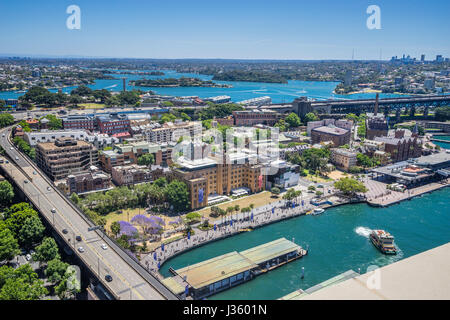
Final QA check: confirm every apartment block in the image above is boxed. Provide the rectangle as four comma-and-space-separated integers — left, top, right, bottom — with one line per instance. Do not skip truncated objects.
111, 164, 152, 186
331, 148, 357, 171
144, 120, 202, 143
35, 138, 99, 181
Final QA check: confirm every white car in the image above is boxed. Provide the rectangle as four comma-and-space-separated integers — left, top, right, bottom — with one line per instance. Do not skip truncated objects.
10, 147, 13, 150
101, 244, 108, 250
15, 156, 18, 160
25, 254, 31, 261
51, 208, 56, 213
77, 246, 85, 253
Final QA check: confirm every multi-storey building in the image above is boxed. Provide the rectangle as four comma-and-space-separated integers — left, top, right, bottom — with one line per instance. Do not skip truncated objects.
366, 117, 389, 140
144, 120, 202, 144
232, 110, 280, 126
331, 148, 357, 171
96, 114, 131, 135
111, 164, 152, 186
311, 126, 351, 147
62, 115, 96, 131
375, 133, 422, 163
172, 153, 266, 210
66, 167, 111, 194
35, 138, 99, 181
24, 130, 90, 147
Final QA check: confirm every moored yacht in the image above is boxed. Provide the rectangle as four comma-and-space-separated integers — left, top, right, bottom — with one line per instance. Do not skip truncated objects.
311, 208, 325, 215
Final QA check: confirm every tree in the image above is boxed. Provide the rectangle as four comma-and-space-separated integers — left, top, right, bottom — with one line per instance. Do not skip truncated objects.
137, 153, 155, 166
270, 187, 281, 197
185, 212, 202, 224
70, 193, 80, 204
0, 113, 14, 128
334, 177, 368, 197
110, 221, 121, 237
43, 114, 62, 130
165, 180, 190, 212
0, 180, 14, 207
33, 237, 60, 263
54, 266, 80, 300
3, 203, 38, 236
0, 228, 20, 262
285, 112, 302, 128
18, 215, 45, 248
0, 264, 47, 300
45, 258, 69, 284
304, 112, 319, 123
434, 106, 450, 121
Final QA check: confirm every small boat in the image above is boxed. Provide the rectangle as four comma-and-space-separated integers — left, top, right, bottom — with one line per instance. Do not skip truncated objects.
311, 208, 325, 215
370, 230, 397, 255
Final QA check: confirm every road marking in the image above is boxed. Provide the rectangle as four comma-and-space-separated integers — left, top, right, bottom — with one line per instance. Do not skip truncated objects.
3, 162, 146, 300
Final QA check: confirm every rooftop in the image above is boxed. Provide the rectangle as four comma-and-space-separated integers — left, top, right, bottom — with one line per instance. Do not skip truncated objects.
312, 125, 349, 136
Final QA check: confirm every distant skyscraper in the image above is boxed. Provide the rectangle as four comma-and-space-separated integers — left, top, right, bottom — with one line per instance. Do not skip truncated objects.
344, 70, 352, 87
421, 54, 425, 62
436, 55, 443, 62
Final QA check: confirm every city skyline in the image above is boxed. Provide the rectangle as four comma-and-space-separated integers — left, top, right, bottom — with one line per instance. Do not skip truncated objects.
0, 0, 449, 60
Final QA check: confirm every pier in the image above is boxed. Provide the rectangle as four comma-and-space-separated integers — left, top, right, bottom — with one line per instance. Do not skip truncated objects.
163, 238, 307, 300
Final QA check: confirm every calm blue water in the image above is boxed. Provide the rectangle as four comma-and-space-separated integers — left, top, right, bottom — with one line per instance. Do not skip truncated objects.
0, 69, 405, 103
160, 188, 450, 300
433, 136, 450, 149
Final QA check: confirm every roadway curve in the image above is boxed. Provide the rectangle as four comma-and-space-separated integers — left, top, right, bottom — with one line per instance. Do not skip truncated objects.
0, 126, 179, 300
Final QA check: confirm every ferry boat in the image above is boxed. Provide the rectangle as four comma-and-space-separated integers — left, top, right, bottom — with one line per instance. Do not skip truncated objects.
311, 208, 325, 215
370, 230, 397, 255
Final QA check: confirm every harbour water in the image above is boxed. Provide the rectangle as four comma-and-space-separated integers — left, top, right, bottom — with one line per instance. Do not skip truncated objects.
434, 136, 450, 149
159, 188, 450, 300
0, 69, 405, 103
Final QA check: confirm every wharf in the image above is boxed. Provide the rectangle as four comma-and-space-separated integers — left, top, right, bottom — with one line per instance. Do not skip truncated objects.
367, 181, 449, 207
163, 238, 306, 300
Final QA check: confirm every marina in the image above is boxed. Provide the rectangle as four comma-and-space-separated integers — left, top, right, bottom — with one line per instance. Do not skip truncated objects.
163, 238, 307, 300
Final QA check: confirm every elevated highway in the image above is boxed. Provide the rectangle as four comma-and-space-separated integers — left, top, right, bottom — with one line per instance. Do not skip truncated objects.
0, 126, 179, 300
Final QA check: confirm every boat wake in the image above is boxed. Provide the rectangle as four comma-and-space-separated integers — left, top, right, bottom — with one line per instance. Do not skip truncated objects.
355, 226, 372, 238
104, 84, 118, 89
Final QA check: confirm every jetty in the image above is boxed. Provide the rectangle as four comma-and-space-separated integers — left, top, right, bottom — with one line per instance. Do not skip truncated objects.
163, 238, 307, 299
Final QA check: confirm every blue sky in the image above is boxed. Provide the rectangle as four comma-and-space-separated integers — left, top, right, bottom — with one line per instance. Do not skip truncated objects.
0, 0, 449, 60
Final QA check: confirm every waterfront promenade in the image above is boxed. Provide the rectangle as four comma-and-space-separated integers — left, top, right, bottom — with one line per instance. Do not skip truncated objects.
367, 180, 449, 207
143, 197, 321, 278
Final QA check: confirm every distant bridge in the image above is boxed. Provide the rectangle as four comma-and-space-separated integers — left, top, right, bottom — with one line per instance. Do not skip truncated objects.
263, 95, 450, 116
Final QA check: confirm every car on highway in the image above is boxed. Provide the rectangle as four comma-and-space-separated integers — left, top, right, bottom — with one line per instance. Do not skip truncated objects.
105, 275, 113, 282
15, 156, 18, 160
62, 229, 68, 234
2, 134, 5, 137
51, 208, 56, 213
0, 159, 3, 164
33, 171, 37, 175
101, 243, 108, 250
76, 235, 82, 242
77, 246, 85, 253
10, 147, 13, 150
47, 186, 51, 191
5, 160, 8, 163
24, 179, 28, 184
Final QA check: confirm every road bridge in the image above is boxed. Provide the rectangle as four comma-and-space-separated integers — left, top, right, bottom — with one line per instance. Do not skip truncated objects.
0, 126, 179, 300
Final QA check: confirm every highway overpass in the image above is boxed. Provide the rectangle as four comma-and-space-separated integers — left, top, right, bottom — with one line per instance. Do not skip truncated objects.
0, 126, 179, 300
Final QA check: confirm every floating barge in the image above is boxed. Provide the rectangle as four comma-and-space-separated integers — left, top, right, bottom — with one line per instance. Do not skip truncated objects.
164, 238, 307, 299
